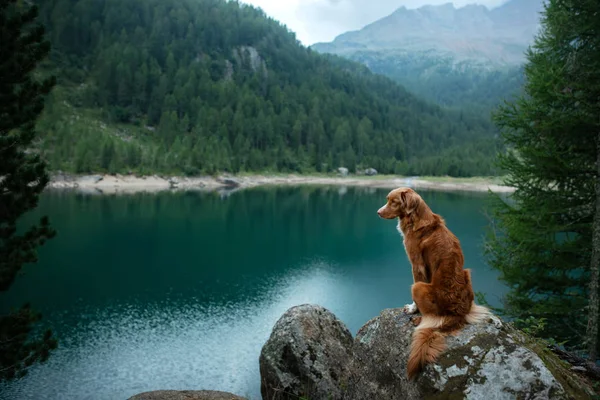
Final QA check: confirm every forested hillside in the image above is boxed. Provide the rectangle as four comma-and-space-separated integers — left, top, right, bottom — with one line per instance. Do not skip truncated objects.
342, 51, 525, 113
34, 0, 501, 177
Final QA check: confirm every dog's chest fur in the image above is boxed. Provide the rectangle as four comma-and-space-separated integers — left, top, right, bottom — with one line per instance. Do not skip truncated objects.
396, 219, 405, 238
397, 219, 410, 254
397, 219, 427, 278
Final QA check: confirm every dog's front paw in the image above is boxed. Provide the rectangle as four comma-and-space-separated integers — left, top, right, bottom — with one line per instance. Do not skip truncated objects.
403, 302, 418, 314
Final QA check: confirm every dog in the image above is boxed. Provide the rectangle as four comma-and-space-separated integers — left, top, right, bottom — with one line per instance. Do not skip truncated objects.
377, 187, 490, 380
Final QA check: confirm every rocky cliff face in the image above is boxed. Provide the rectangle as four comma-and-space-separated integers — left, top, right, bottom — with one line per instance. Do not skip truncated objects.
260, 304, 594, 399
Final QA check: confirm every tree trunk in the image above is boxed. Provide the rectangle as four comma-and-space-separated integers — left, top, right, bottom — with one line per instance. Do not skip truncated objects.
586, 132, 600, 362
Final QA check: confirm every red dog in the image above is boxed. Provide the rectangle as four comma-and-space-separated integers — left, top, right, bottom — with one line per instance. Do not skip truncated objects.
378, 187, 490, 380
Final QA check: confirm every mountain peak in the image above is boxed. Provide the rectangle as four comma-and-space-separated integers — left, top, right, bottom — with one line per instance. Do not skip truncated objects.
313, 0, 543, 66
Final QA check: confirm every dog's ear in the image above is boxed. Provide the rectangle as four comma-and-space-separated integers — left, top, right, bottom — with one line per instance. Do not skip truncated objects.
400, 190, 420, 215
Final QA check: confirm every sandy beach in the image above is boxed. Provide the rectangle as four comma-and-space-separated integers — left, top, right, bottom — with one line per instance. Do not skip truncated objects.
46, 173, 514, 195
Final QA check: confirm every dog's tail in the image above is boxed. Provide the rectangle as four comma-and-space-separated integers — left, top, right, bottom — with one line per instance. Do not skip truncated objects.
407, 314, 464, 380
407, 302, 492, 380
466, 302, 492, 324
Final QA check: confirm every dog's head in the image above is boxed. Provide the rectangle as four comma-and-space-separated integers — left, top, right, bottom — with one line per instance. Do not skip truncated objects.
377, 187, 423, 219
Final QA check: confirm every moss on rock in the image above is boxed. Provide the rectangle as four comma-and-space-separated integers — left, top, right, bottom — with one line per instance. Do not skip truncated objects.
260, 305, 595, 400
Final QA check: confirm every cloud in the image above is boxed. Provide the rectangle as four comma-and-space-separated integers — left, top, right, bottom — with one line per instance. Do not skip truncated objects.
241, 0, 511, 45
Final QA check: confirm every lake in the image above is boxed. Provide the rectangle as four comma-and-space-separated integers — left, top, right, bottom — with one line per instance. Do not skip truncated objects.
0, 186, 508, 400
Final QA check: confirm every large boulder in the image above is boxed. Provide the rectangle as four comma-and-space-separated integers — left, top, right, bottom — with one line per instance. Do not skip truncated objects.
128, 390, 246, 400
259, 305, 354, 400
260, 305, 595, 400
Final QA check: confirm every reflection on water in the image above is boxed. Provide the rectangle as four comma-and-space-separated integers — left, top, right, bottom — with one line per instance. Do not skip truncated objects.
4, 261, 402, 400
0, 186, 507, 400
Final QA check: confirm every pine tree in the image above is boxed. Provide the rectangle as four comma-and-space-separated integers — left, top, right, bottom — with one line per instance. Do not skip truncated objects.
485, 0, 600, 355
555, 0, 600, 361
0, 0, 57, 381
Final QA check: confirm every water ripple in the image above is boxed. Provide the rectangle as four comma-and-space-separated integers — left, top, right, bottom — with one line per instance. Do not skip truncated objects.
1, 260, 357, 400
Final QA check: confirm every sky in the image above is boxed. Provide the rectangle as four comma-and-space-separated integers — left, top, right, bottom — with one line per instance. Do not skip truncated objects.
241, 0, 511, 45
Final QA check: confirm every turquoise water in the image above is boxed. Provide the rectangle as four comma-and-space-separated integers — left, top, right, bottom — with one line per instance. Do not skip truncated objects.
0, 186, 507, 400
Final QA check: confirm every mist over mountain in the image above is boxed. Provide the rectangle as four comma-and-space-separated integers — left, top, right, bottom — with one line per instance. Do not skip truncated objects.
311, 0, 544, 111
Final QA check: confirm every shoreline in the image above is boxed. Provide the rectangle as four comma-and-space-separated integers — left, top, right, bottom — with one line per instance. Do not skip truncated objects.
46, 173, 514, 195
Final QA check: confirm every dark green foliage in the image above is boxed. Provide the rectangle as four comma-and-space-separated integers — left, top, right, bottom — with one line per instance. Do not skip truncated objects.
348, 51, 525, 116
0, 0, 57, 381
35, 0, 501, 177
485, 0, 600, 353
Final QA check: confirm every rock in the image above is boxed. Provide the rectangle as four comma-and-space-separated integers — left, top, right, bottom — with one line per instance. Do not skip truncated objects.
224, 60, 234, 81
260, 306, 595, 400
79, 174, 104, 184
168, 177, 179, 188
216, 177, 241, 187
259, 304, 354, 400
128, 390, 246, 400
364, 168, 378, 176
337, 167, 349, 177
549, 344, 600, 380
350, 308, 572, 399
232, 46, 267, 75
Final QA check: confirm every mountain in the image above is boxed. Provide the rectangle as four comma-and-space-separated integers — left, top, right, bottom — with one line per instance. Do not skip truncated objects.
311, 0, 544, 111
33, 0, 502, 177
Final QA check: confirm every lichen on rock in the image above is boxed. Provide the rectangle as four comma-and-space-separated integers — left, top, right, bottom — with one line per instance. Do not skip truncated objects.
259, 304, 354, 400
260, 304, 595, 400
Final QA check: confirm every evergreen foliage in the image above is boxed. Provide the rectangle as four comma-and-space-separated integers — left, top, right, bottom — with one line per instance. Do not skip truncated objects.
485, 0, 600, 354
35, 0, 502, 177
0, 0, 57, 381
350, 51, 526, 115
